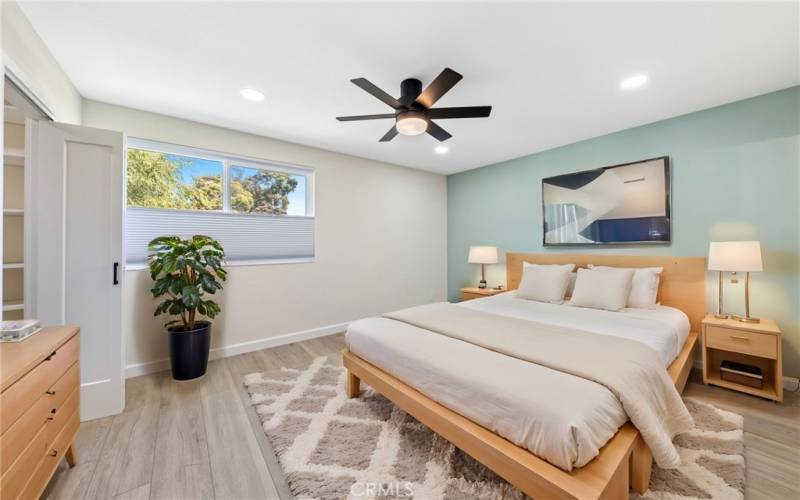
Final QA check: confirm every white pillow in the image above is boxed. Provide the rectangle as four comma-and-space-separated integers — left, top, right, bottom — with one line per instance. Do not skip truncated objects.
568, 268, 635, 311
590, 265, 663, 309
517, 263, 575, 303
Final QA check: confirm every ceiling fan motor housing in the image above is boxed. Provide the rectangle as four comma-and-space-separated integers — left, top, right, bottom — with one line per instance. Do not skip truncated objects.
400, 78, 423, 106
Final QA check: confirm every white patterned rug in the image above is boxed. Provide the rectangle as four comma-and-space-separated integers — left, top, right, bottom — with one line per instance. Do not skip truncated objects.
244, 356, 745, 500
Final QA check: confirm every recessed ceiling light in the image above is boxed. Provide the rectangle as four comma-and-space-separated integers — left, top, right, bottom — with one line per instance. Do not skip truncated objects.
240, 88, 265, 101
435, 145, 449, 155
620, 74, 648, 90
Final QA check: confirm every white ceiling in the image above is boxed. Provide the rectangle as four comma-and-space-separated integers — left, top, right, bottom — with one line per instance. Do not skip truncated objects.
19, 1, 799, 175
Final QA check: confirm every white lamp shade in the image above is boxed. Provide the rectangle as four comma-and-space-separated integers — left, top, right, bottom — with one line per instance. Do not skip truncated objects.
708, 241, 763, 272
468, 246, 498, 264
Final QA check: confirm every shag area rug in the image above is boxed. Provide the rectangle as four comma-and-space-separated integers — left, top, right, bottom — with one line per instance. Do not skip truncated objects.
244, 356, 745, 500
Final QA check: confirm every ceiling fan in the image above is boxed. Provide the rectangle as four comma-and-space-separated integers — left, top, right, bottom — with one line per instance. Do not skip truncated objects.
336, 68, 492, 142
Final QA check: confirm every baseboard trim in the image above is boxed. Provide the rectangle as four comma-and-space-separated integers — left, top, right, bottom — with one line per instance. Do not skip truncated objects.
125, 321, 350, 379
80, 378, 124, 421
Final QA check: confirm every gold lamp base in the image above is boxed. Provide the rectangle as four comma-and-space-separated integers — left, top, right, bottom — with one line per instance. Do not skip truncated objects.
714, 271, 729, 320
736, 272, 760, 323
733, 315, 761, 324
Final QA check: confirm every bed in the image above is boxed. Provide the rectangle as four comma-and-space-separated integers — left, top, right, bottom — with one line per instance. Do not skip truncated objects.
343, 253, 705, 499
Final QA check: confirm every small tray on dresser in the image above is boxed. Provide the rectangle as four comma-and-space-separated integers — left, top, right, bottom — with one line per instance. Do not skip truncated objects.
1, 320, 42, 343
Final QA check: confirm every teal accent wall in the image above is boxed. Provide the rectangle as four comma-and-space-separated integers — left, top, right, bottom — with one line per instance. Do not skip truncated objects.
447, 86, 800, 377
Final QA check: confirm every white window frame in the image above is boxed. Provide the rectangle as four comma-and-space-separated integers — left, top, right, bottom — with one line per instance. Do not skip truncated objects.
125, 138, 316, 269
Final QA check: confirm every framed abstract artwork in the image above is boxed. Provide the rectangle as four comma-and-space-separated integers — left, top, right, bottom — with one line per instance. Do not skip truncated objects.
542, 156, 671, 245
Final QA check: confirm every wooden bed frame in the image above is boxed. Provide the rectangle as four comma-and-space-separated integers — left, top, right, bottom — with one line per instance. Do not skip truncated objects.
343, 253, 706, 499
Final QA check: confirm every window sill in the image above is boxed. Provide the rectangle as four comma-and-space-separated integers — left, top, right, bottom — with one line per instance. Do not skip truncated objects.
125, 256, 315, 271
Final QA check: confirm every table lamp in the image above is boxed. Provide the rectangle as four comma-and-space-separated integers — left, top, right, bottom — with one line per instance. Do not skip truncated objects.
708, 241, 763, 323
468, 246, 498, 289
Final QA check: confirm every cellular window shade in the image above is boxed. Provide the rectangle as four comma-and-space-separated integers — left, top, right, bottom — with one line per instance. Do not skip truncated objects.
126, 208, 314, 265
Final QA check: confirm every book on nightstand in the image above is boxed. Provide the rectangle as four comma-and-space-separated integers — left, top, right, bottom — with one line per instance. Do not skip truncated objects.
1, 320, 42, 342
719, 360, 763, 389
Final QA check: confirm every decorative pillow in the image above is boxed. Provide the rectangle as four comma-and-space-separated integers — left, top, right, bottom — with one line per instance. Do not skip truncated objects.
590, 265, 663, 309
517, 263, 575, 303
568, 268, 635, 311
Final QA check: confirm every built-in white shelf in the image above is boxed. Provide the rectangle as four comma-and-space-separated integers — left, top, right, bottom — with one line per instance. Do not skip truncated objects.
4, 148, 24, 167
3, 263, 24, 270
2, 300, 24, 312
3, 209, 24, 216
4, 104, 27, 125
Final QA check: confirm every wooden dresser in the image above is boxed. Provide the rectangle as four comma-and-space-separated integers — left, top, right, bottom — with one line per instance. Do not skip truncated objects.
0, 326, 80, 499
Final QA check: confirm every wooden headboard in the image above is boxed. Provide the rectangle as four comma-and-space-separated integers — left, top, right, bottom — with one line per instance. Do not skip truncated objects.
506, 253, 707, 333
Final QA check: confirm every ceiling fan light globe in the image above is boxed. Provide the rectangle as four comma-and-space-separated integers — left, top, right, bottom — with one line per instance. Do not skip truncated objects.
396, 112, 428, 136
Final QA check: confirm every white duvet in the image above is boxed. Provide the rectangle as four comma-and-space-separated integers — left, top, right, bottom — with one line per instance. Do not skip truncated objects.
345, 291, 690, 471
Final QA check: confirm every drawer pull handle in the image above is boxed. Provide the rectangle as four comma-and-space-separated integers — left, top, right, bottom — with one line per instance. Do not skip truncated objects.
47, 416, 54, 421
45, 351, 57, 361
730, 335, 750, 341
47, 390, 56, 395
49, 450, 58, 457
50, 408, 57, 414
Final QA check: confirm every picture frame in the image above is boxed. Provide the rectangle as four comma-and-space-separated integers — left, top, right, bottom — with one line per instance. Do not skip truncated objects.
542, 156, 671, 246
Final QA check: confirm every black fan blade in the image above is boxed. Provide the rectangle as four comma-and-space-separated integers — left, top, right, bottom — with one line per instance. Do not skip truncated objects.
426, 121, 452, 142
351, 78, 402, 109
428, 106, 492, 119
336, 113, 396, 121
379, 126, 399, 142
415, 68, 463, 108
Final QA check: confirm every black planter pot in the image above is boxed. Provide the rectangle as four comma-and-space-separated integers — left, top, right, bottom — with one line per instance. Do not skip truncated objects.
168, 321, 211, 380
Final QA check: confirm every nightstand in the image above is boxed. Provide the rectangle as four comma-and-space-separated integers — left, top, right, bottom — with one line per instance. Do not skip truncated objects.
701, 314, 782, 402
460, 287, 505, 302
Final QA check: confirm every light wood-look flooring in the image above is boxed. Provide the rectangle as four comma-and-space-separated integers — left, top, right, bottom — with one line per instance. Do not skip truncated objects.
43, 334, 799, 499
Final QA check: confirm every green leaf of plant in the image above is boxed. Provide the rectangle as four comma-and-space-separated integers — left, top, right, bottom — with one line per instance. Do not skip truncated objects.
168, 301, 184, 315
203, 300, 221, 318
181, 285, 200, 308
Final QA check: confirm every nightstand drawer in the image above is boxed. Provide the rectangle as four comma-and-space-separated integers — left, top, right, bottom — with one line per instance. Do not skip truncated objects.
706, 326, 777, 359
461, 292, 485, 301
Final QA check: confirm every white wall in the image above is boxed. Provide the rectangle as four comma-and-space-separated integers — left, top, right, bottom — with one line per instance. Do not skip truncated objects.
81, 100, 448, 372
2, 1, 81, 124
1, 3, 4, 316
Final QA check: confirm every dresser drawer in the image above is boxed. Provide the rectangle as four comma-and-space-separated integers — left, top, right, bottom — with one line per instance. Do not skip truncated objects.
0, 389, 50, 476
46, 387, 79, 448
0, 422, 49, 500
706, 326, 777, 359
0, 335, 79, 434
20, 408, 80, 500
0, 362, 78, 476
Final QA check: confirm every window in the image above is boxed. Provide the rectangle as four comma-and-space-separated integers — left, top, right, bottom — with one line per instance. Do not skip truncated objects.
230, 165, 306, 215
125, 139, 314, 267
128, 149, 224, 210
126, 146, 310, 216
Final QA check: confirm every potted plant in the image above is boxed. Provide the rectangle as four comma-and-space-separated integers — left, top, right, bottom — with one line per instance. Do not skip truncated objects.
148, 235, 227, 380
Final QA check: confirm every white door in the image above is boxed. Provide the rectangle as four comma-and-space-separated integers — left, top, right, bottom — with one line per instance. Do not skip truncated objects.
28, 121, 125, 421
